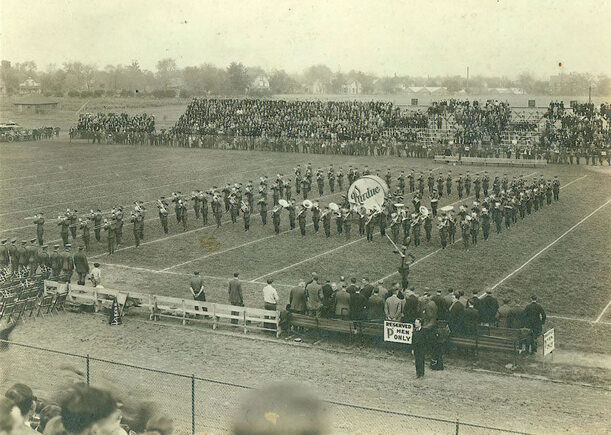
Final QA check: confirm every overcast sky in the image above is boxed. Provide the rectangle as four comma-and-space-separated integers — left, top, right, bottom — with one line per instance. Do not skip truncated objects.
1, 0, 609, 78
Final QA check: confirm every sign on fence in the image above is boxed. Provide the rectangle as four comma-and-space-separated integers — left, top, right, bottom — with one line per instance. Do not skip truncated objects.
384, 321, 413, 344
44, 280, 67, 295
543, 328, 555, 356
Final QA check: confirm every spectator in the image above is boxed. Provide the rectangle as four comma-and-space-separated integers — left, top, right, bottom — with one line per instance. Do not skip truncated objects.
496, 298, 512, 328
521, 295, 547, 354
479, 290, 499, 326
305, 276, 323, 317
228, 273, 244, 324
189, 271, 206, 305
320, 280, 334, 317
376, 283, 389, 300
345, 278, 359, 295
360, 278, 375, 299
431, 290, 447, 321
421, 293, 438, 330
4, 383, 37, 434
349, 287, 367, 321
384, 286, 403, 321
412, 318, 426, 379
366, 288, 385, 321
402, 287, 420, 324
463, 301, 479, 336
59, 384, 122, 435
262, 279, 279, 311
37, 404, 62, 434
447, 293, 465, 335
288, 281, 307, 314
334, 284, 351, 320
89, 263, 102, 288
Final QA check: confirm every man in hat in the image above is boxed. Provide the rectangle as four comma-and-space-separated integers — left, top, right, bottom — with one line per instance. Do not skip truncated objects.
521, 295, 547, 354
0, 239, 9, 275
228, 272, 244, 324
8, 239, 18, 275
192, 191, 202, 220
482, 172, 490, 197
27, 239, 39, 276
297, 206, 307, 236
427, 170, 435, 196
74, 246, 90, 285
479, 289, 499, 326
445, 172, 453, 196
33, 212, 45, 245
130, 213, 142, 247
460, 219, 470, 251
103, 219, 116, 254
311, 201, 320, 232
61, 244, 74, 283
322, 207, 332, 237
50, 245, 62, 280
58, 215, 70, 246
398, 170, 405, 194
92, 209, 103, 242
473, 175, 481, 200
68, 209, 78, 239
423, 213, 433, 242
552, 176, 560, 201
272, 206, 282, 235
158, 199, 170, 234
201, 194, 209, 225
457, 174, 464, 199
17, 240, 28, 276
288, 200, 296, 230
258, 197, 268, 226
465, 171, 472, 196
242, 203, 251, 231
408, 171, 415, 193
470, 213, 480, 246
493, 203, 503, 234
38, 245, 51, 278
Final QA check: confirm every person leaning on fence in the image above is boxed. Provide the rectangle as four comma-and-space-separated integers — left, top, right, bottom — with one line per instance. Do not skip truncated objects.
334, 283, 351, 320
521, 295, 547, 354
228, 273, 244, 324
190, 271, 207, 315
366, 287, 385, 321
262, 279, 279, 330
305, 275, 323, 317
384, 286, 403, 321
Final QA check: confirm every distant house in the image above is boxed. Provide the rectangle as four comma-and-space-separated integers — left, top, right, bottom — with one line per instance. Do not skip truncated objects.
12, 94, 59, 113
251, 75, 270, 91
19, 77, 41, 95
306, 80, 327, 95
342, 80, 362, 95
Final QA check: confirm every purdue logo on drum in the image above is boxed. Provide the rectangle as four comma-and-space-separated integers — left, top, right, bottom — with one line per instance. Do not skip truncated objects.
348, 176, 389, 212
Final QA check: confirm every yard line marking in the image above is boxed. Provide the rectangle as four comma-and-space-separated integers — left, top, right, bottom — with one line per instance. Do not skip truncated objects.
594, 300, 611, 324
547, 314, 599, 324
98, 261, 293, 287
490, 198, 611, 291
252, 236, 367, 282
561, 174, 588, 189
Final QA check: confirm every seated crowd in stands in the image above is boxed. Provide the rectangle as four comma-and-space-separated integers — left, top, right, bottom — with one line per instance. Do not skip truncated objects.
70, 100, 610, 163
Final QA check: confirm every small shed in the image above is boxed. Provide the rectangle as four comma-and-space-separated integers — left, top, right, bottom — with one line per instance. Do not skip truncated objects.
12, 95, 60, 113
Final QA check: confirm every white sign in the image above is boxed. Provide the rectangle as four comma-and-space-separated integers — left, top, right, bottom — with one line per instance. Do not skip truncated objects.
543, 328, 555, 356
348, 175, 389, 212
384, 321, 413, 344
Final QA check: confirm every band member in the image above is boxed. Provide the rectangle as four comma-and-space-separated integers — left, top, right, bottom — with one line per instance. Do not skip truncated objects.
418, 174, 425, 197
80, 218, 91, 251
424, 214, 432, 242
259, 198, 268, 225
58, 214, 70, 246
178, 200, 188, 231
33, 213, 45, 245
427, 171, 434, 196
242, 203, 251, 231
395, 243, 415, 290
288, 200, 296, 230
192, 190, 202, 220
481, 208, 491, 240
316, 172, 325, 196
213, 195, 223, 228
358, 206, 367, 236
337, 168, 344, 191
474, 175, 481, 200
470, 213, 479, 246
457, 175, 464, 199
552, 176, 560, 201
398, 171, 405, 194
321, 207, 332, 237
343, 209, 352, 239
438, 218, 448, 249
408, 171, 415, 193
311, 201, 320, 232
335, 208, 344, 234
437, 175, 444, 198
482, 172, 490, 196
447, 213, 456, 244
461, 218, 471, 251
272, 206, 282, 234
465, 171, 472, 196
157, 199, 170, 233
390, 212, 401, 244
386, 170, 392, 191
365, 209, 376, 241
430, 191, 439, 216
91, 209, 102, 242
493, 203, 503, 234
446, 172, 452, 196
297, 206, 307, 236
68, 209, 78, 239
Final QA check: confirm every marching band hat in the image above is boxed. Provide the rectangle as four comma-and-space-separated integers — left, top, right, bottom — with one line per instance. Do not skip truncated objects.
11, 238, 17, 243
65, 244, 71, 248
78, 246, 84, 250
42, 245, 48, 249
30, 238, 36, 243
0, 239, 5, 244
53, 244, 59, 249
94, 263, 100, 267
21, 240, 27, 244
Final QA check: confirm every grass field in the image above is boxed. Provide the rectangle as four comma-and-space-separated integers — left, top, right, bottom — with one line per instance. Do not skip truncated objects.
1, 139, 610, 355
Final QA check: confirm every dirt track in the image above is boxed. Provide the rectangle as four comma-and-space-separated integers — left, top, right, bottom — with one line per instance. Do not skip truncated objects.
1, 313, 610, 435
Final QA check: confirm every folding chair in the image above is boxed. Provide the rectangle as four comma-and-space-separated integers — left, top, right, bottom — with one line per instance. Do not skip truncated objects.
36, 294, 54, 317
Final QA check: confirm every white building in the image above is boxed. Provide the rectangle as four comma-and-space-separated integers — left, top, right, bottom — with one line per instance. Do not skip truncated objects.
18, 77, 41, 95
342, 80, 362, 95
252, 75, 270, 90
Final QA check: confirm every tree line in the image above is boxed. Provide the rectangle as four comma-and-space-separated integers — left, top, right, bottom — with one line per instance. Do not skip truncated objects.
1, 58, 608, 97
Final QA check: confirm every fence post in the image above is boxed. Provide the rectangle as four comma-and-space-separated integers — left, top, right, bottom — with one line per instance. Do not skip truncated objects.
455, 418, 459, 435
86, 354, 90, 385
191, 374, 195, 435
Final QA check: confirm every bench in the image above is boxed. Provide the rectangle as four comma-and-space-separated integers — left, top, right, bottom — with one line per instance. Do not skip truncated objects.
448, 326, 532, 365
244, 307, 280, 337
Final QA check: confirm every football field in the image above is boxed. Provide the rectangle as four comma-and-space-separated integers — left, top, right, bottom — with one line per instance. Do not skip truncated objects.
1, 139, 610, 353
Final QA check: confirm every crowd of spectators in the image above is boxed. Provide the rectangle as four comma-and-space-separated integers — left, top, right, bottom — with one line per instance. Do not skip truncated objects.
0, 382, 173, 435
70, 99, 610, 162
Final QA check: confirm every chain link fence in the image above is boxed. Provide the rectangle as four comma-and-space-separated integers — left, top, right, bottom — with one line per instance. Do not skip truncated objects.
0, 339, 533, 435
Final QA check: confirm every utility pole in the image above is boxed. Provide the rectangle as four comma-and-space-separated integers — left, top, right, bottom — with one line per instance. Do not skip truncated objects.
588, 85, 592, 104
466, 66, 469, 92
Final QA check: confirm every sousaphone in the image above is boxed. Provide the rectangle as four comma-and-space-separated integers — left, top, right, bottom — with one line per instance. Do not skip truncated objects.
278, 199, 289, 208
302, 199, 313, 209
